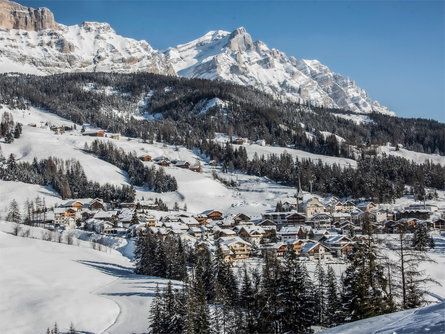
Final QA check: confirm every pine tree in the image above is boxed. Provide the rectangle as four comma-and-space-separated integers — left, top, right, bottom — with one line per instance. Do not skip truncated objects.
130, 210, 139, 225
7, 199, 21, 223
412, 223, 434, 251
314, 260, 326, 325
394, 224, 439, 310
325, 266, 341, 327
148, 285, 163, 334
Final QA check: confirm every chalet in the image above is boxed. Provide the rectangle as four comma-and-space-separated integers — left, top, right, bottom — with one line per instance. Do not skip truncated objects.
62, 200, 84, 210
325, 201, 344, 214
108, 133, 121, 140
278, 226, 309, 241
209, 160, 217, 166
188, 226, 206, 239
342, 200, 356, 212
262, 212, 288, 227
310, 212, 332, 229
332, 212, 351, 223
218, 237, 252, 261
90, 198, 106, 211
396, 209, 431, 220
238, 226, 265, 245
82, 129, 105, 137
287, 239, 310, 255
156, 159, 171, 167
304, 197, 326, 220
286, 212, 306, 226
356, 202, 377, 212
54, 208, 78, 228
257, 219, 278, 237
179, 216, 200, 227
433, 218, 445, 231
234, 213, 251, 224
233, 137, 244, 145
93, 210, 118, 222
262, 242, 287, 257
139, 154, 152, 161
175, 161, 190, 169
201, 209, 223, 220
323, 235, 352, 248
189, 163, 201, 172
214, 228, 236, 239
299, 242, 332, 261
312, 229, 330, 242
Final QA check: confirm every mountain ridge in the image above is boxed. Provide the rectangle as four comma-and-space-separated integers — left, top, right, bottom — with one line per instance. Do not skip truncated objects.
0, 0, 393, 115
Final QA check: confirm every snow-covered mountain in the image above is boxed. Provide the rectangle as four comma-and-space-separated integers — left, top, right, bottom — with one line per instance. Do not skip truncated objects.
0, 1, 175, 75
165, 27, 394, 115
0, 1, 393, 115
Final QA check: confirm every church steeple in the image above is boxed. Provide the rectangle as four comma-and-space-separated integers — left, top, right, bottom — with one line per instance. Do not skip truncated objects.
295, 174, 304, 212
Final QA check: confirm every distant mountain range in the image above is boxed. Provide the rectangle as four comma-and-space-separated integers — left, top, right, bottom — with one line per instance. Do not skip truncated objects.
0, 0, 393, 115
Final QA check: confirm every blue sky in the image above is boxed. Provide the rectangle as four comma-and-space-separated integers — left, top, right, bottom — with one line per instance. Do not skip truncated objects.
21, 1, 445, 122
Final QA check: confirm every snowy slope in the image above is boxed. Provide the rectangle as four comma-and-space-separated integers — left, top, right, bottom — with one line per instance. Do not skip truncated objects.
165, 27, 394, 115
0, 221, 175, 334
322, 301, 445, 334
0, 20, 175, 75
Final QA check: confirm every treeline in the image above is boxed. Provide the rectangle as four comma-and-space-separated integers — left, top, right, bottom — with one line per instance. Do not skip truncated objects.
0, 111, 22, 143
0, 154, 135, 202
0, 72, 443, 156
199, 141, 445, 202
85, 140, 177, 192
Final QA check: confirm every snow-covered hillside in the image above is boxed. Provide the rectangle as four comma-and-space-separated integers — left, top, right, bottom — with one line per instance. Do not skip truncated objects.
0, 221, 174, 334
165, 27, 394, 115
2, 105, 444, 218
321, 300, 445, 333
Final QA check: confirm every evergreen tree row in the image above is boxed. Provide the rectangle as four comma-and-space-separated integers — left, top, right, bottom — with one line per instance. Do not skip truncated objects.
198, 141, 445, 202
85, 140, 177, 192
0, 154, 135, 202
0, 72, 443, 156
134, 232, 187, 281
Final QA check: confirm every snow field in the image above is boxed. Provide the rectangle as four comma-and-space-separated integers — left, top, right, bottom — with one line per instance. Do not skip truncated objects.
0, 221, 175, 334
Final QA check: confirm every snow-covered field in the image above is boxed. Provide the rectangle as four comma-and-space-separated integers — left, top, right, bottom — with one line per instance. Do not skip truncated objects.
0, 221, 173, 334
322, 301, 445, 334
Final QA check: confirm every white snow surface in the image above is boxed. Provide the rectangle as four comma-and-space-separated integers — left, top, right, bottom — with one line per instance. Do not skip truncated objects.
322, 301, 445, 334
0, 221, 176, 334
0, 22, 175, 75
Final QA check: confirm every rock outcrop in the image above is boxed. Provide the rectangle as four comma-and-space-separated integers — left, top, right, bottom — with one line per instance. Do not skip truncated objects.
0, 1, 58, 31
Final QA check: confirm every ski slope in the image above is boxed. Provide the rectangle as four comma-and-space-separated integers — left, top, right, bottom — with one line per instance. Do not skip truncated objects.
0, 221, 173, 334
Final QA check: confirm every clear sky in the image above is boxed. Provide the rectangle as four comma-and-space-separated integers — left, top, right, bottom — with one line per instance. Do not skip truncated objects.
21, 0, 445, 122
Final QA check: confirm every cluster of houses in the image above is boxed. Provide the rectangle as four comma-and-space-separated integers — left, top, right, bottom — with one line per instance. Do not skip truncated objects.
138, 154, 202, 172
39, 193, 445, 263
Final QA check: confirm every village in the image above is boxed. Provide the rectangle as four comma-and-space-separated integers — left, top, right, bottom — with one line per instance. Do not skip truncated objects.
22, 185, 445, 264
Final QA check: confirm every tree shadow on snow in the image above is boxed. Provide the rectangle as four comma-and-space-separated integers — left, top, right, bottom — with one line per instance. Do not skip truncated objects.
76, 260, 135, 278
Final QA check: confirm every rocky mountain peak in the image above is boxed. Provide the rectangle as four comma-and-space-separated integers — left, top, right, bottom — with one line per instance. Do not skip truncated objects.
227, 26, 253, 52
0, 0, 58, 31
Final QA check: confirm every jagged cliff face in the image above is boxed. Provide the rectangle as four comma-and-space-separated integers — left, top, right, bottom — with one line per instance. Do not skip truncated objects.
0, 0, 58, 31
0, 1, 175, 75
165, 27, 394, 115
